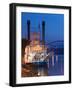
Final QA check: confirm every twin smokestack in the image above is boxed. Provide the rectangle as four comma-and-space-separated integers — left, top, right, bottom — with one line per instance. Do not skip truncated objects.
27, 20, 45, 44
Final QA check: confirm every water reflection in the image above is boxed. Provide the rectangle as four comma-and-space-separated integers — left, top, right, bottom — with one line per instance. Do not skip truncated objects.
22, 55, 64, 77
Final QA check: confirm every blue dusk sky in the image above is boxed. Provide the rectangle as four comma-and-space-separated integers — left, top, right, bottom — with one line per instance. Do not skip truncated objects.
21, 12, 64, 43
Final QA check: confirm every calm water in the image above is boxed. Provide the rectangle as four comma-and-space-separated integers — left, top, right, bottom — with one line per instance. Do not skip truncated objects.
34, 55, 64, 76
22, 55, 64, 77
48, 55, 64, 76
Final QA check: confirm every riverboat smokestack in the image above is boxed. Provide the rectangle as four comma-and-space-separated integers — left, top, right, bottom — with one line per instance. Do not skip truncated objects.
27, 20, 30, 40
42, 21, 45, 44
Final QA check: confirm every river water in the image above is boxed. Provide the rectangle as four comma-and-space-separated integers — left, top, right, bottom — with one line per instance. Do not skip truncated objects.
22, 55, 64, 77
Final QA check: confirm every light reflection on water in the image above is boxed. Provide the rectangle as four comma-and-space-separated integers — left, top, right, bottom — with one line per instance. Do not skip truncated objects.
22, 55, 64, 77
